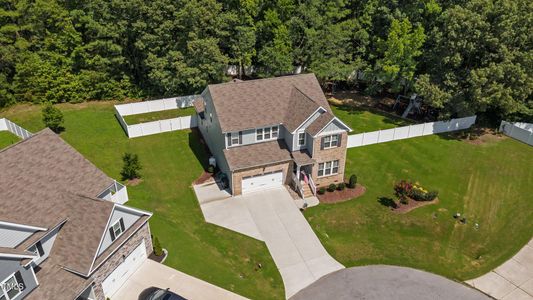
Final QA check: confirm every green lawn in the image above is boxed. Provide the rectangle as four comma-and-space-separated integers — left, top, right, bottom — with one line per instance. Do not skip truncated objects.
0, 102, 283, 299
123, 107, 196, 124
305, 133, 533, 280
0, 131, 20, 149
332, 105, 413, 133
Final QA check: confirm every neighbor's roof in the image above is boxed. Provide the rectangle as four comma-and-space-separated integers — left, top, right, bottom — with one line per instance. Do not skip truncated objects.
207, 73, 332, 133
0, 129, 115, 274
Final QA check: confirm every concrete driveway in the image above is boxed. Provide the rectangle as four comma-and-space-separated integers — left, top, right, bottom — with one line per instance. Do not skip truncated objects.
291, 265, 490, 300
194, 185, 344, 299
467, 238, 533, 299
112, 259, 247, 300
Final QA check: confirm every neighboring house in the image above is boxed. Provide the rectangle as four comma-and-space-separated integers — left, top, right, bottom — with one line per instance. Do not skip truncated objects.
0, 129, 153, 300
194, 73, 351, 196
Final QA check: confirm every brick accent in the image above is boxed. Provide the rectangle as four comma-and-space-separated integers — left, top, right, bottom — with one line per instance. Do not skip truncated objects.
310, 132, 347, 187
90, 222, 153, 300
232, 161, 292, 195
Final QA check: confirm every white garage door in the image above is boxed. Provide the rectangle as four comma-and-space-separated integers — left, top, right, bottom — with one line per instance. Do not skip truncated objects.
242, 171, 283, 194
102, 240, 147, 298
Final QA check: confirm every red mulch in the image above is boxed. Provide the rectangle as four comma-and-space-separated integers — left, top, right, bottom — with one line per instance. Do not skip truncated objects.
317, 184, 366, 203
193, 171, 215, 185
393, 197, 439, 213
126, 178, 143, 186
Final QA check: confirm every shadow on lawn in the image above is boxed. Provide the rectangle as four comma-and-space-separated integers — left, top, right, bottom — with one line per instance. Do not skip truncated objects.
334, 104, 410, 127
188, 129, 210, 170
378, 196, 397, 209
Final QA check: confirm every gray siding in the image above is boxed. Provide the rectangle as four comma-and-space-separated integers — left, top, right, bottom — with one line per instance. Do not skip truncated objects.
292, 130, 307, 151
317, 119, 346, 135
0, 224, 37, 248
291, 110, 324, 151
0, 258, 38, 299
97, 207, 142, 256
226, 126, 285, 148
197, 88, 232, 185
281, 126, 294, 151
29, 226, 60, 266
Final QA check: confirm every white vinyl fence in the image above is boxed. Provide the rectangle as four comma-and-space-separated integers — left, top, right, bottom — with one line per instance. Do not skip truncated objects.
114, 95, 199, 138
0, 118, 33, 139
347, 116, 477, 148
499, 121, 533, 146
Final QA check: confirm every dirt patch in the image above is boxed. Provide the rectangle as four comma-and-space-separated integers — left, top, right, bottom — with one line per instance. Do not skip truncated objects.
194, 171, 216, 185
393, 197, 439, 214
126, 178, 143, 186
318, 184, 366, 204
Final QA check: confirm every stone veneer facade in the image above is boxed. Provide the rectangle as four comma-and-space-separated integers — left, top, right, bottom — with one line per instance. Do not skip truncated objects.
232, 161, 292, 195
310, 131, 348, 187
89, 222, 153, 300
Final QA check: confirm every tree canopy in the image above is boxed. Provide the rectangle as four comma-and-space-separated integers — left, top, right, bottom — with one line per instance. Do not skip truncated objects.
0, 0, 531, 121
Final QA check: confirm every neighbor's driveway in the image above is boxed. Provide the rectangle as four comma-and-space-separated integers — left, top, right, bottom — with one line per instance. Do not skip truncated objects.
112, 259, 247, 300
195, 185, 344, 299
467, 239, 533, 300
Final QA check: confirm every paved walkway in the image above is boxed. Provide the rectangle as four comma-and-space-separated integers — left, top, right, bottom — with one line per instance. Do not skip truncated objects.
291, 265, 490, 300
194, 185, 344, 299
467, 239, 533, 300
112, 259, 247, 300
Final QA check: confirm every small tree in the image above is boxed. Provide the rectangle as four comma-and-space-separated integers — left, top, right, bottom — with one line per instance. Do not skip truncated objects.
121, 152, 142, 180
348, 175, 357, 188
153, 237, 163, 256
42, 102, 64, 133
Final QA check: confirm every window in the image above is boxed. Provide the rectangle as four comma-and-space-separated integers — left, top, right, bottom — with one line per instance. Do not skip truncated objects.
0, 272, 24, 300
29, 241, 45, 258
298, 132, 306, 146
318, 160, 340, 177
109, 218, 125, 242
256, 126, 278, 142
231, 132, 240, 145
264, 127, 271, 139
322, 134, 340, 149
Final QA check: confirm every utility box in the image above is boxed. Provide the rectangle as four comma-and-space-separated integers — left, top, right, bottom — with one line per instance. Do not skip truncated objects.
209, 156, 216, 167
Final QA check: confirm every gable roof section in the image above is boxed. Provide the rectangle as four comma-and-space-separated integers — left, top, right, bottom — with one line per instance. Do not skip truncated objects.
283, 87, 323, 133
224, 140, 293, 171
207, 73, 331, 133
305, 112, 336, 136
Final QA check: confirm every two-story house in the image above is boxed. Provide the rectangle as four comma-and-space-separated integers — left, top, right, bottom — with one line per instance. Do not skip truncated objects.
0, 129, 153, 300
194, 73, 351, 196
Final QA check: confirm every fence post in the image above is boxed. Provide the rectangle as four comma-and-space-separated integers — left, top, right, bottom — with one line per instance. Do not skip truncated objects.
377, 130, 381, 143
407, 125, 412, 138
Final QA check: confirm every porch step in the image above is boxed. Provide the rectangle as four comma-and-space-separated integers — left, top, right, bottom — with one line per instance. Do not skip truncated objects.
301, 183, 314, 198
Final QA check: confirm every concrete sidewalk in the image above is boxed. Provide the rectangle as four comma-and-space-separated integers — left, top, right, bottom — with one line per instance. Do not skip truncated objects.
112, 259, 247, 300
466, 239, 533, 299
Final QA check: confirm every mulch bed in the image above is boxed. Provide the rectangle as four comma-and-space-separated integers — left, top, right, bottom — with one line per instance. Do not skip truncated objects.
149, 252, 165, 263
193, 171, 215, 185
392, 197, 439, 213
317, 184, 366, 203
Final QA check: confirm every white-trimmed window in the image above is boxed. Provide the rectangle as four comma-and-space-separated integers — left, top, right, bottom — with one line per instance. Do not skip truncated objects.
231, 132, 240, 145
0, 272, 24, 300
318, 160, 339, 177
256, 126, 278, 141
323, 134, 339, 149
109, 218, 125, 242
298, 132, 306, 146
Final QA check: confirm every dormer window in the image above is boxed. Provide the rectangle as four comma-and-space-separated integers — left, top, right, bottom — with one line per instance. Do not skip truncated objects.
298, 132, 306, 146
109, 218, 125, 242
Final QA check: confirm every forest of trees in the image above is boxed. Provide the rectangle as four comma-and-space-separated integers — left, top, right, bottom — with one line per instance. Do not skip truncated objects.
0, 0, 531, 122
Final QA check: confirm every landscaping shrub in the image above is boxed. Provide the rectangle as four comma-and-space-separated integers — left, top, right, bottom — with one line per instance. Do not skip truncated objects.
395, 180, 438, 202
337, 183, 346, 191
42, 102, 64, 133
394, 180, 412, 203
153, 237, 163, 256
348, 174, 357, 188
121, 152, 142, 180
327, 184, 336, 192
318, 187, 326, 195
207, 164, 215, 173
425, 191, 439, 201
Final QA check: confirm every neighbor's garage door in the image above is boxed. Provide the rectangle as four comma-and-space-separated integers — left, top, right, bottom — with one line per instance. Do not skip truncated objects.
242, 171, 283, 194
102, 240, 147, 298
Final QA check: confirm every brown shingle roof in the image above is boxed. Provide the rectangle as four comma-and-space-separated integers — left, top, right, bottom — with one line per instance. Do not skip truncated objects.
208, 73, 331, 133
305, 112, 335, 136
283, 87, 321, 132
224, 140, 293, 171
193, 97, 205, 114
